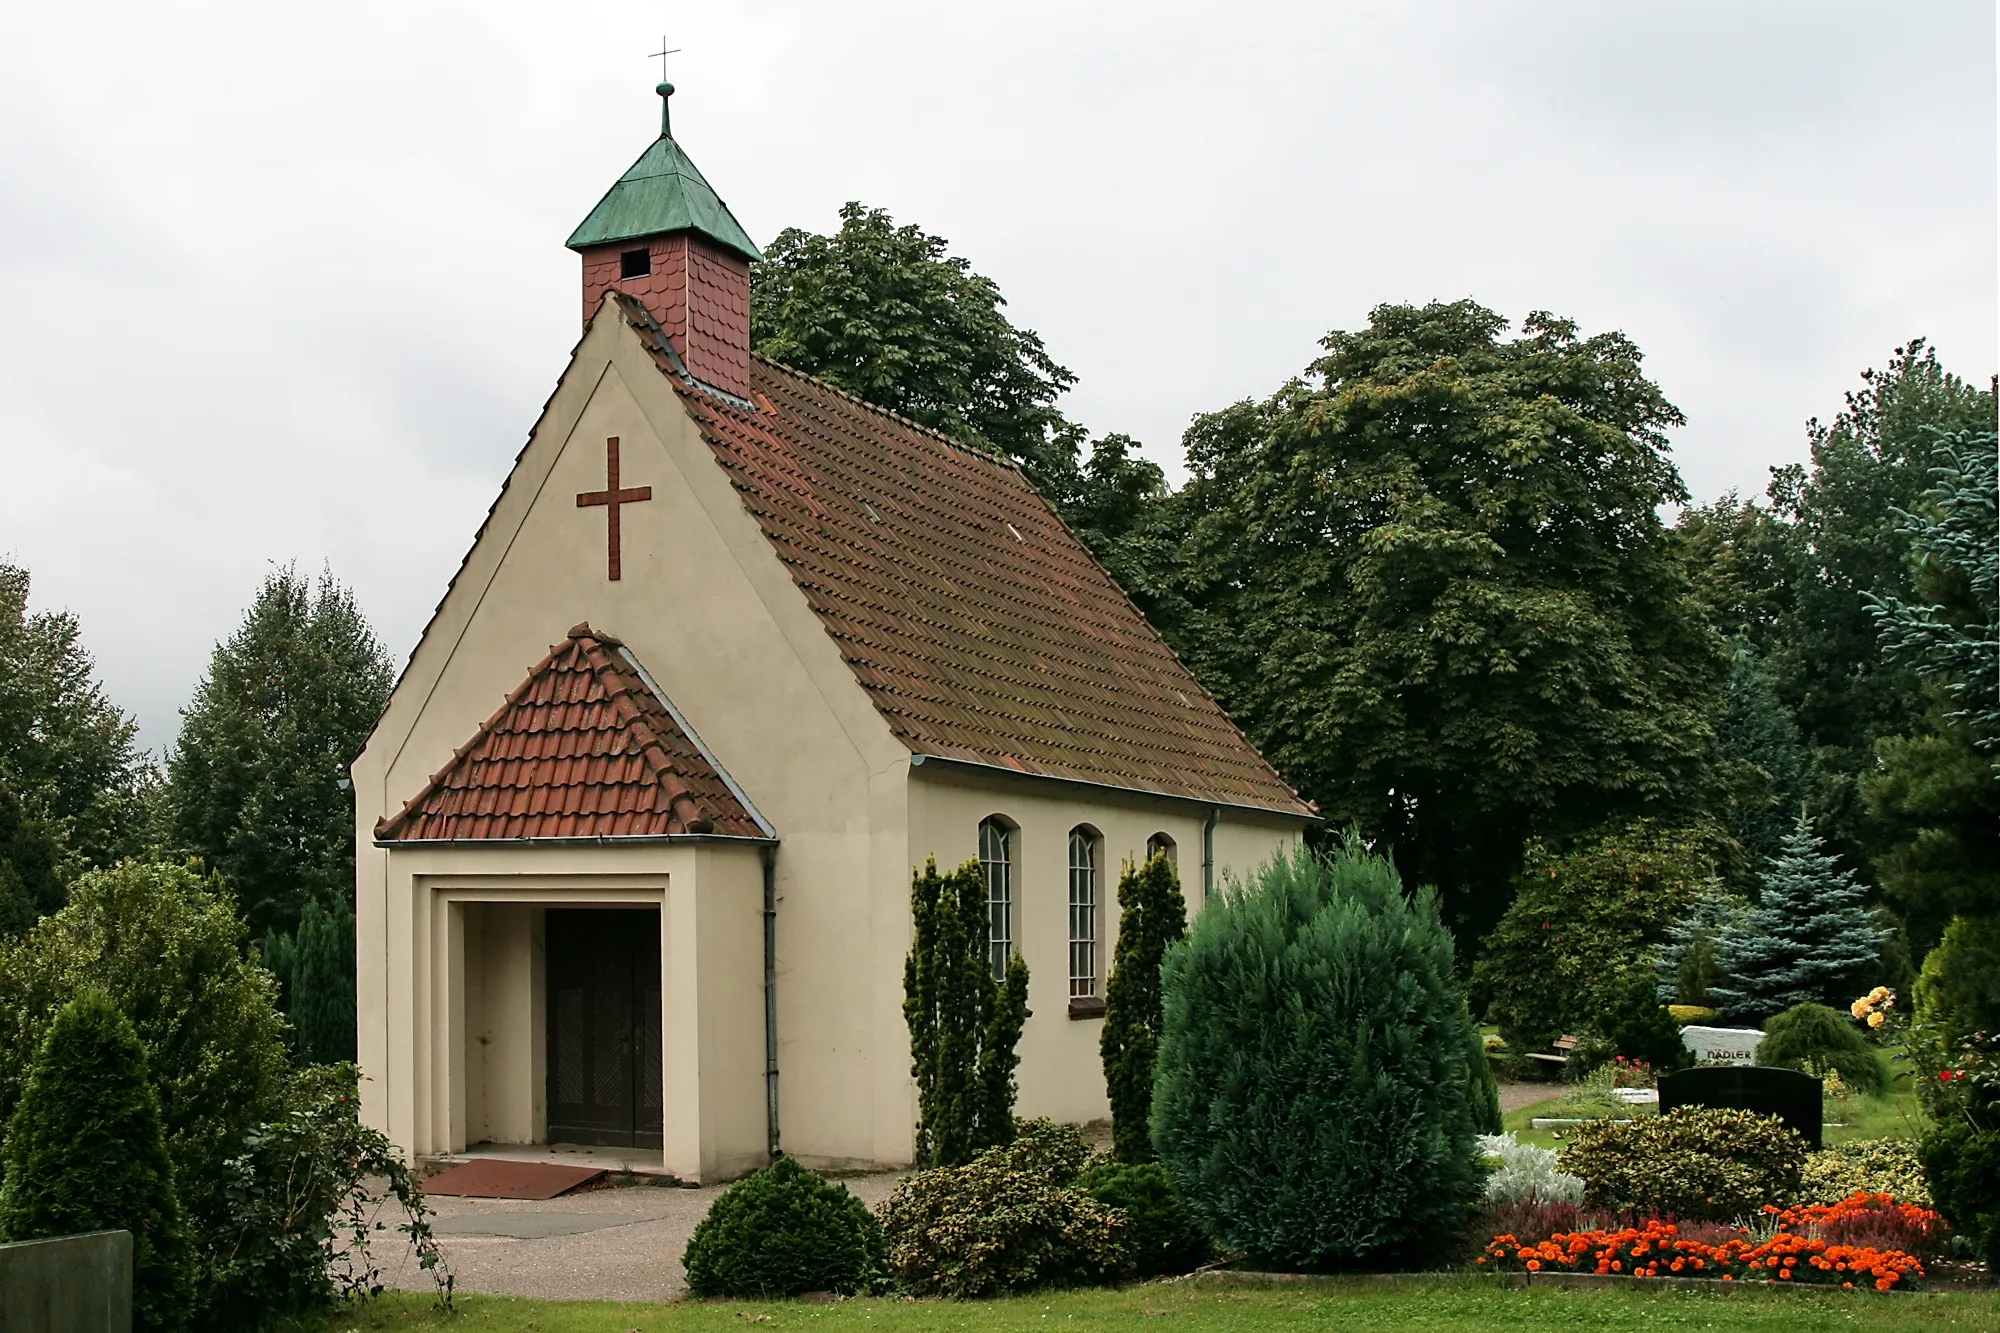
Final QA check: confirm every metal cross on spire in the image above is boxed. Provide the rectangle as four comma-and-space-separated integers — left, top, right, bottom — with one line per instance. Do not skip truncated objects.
649, 38, 681, 81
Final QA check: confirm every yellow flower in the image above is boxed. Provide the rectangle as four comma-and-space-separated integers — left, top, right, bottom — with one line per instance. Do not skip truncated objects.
1851, 999, 1872, 1020
1868, 1011, 1886, 1029
1869, 986, 1892, 1002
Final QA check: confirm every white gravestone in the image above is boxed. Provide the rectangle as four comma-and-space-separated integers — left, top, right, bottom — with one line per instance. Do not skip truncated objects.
1680, 1025, 1764, 1067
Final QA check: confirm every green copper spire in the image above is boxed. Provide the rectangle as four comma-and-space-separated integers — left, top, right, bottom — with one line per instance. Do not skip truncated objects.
565, 82, 762, 261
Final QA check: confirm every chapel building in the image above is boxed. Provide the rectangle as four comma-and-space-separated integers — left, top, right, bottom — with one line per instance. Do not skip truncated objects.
352, 82, 1314, 1181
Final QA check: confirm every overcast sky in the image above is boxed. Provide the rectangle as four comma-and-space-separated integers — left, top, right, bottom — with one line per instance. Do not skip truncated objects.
1, 1, 1993, 754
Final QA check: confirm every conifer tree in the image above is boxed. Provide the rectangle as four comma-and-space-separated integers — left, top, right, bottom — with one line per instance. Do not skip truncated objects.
1710, 814, 1885, 1021
1656, 886, 1748, 1008
1713, 639, 1807, 878
903, 858, 1029, 1167
0, 992, 194, 1332
290, 896, 357, 1065
1100, 851, 1187, 1162
166, 566, 392, 936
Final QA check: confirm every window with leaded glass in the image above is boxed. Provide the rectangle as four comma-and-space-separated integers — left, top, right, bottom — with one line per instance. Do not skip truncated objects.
1068, 826, 1100, 998
1146, 832, 1176, 865
979, 817, 1014, 980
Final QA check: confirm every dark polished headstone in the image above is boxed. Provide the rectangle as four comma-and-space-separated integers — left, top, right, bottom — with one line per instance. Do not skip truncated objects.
1658, 1064, 1822, 1148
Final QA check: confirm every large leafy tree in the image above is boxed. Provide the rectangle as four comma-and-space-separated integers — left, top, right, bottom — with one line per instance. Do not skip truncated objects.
1150, 301, 1723, 933
0, 562, 149, 879
753, 202, 1081, 485
166, 566, 392, 936
749, 202, 1164, 540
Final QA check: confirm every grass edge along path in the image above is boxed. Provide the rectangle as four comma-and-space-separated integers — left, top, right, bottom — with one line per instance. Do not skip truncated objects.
282, 1273, 2000, 1333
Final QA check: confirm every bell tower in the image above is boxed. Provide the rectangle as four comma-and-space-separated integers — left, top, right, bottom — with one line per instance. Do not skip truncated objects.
567, 82, 762, 401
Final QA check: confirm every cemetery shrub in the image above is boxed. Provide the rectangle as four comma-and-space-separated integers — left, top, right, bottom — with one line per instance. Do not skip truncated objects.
289, 894, 358, 1065
1920, 1121, 2000, 1265
206, 1063, 449, 1323
1913, 914, 2000, 1043
1755, 1002, 1887, 1095
1800, 1138, 1928, 1206
904, 858, 1030, 1168
0, 992, 194, 1333
1473, 822, 1716, 1057
1152, 840, 1484, 1269
877, 1132, 1129, 1297
681, 1156, 883, 1298
0, 861, 289, 1323
1076, 1159, 1211, 1277
1003, 1117, 1090, 1182
1601, 969, 1691, 1072
1560, 1105, 1808, 1221
1099, 851, 1186, 1162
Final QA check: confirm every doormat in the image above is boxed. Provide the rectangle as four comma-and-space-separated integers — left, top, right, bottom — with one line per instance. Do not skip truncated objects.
421, 1159, 607, 1200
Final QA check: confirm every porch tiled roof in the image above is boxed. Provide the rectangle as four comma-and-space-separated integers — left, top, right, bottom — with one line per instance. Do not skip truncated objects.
375, 623, 767, 842
613, 294, 1313, 818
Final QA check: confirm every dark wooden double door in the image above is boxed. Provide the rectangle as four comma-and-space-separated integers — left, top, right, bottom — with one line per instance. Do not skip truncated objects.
546, 909, 663, 1148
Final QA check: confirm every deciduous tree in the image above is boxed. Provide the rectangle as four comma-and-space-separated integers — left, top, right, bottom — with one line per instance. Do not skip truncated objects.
1149, 301, 1723, 933
0, 562, 148, 879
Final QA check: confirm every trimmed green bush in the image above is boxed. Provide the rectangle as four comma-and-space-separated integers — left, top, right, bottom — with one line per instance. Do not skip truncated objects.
1076, 1159, 1211, 1276
1756, 1002, 1887, 1095
877, 1135, 1129, 1297
0, 993, 194, 1332
681, 1156, 882, 1297
1001, 1117, 1089, 1184
1560, 1106, 1808, 1221
1151, 840, 1485, 1270
1914, 914, 2000, 1044
1601, 970, 1691, 1072
1466, 1026, 1503, 1135
1921, 1121, 2000, 1266
1100, 851, 1186, 1162
1801, 1138, 1929, 1206
0, 862, 291, 1325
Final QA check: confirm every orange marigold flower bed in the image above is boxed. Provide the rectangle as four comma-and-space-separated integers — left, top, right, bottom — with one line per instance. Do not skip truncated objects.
1479, 1214, 1926, 1291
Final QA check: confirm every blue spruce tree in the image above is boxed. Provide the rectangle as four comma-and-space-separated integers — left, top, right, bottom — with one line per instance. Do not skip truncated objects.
1710, 813, 1884, 1021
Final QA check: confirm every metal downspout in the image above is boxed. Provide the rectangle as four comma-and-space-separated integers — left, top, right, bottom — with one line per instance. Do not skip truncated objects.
1202, 808, 1221, 903
761, 843, 781, 1159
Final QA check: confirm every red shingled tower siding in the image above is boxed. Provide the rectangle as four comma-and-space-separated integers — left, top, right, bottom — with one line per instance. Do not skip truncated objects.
580, 234, 752, 400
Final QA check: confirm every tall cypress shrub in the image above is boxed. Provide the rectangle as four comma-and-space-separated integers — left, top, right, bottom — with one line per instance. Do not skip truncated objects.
904, 858, 1029, 1167
291, 896, 357, 1064
1100, 851, 1187, 1162
1152, 840, 1484, 1269
0, 992, 194, 1333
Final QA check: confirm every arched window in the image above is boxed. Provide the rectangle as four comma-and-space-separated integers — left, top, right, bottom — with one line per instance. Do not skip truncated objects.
979, 817, 1014, 980
1145, 832, 1177, 865
1068, 826, 1102, 999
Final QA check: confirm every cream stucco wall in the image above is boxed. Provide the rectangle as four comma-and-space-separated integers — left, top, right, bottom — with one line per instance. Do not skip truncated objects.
353, 303, 1311, 1178
906, 763, 1305, 1129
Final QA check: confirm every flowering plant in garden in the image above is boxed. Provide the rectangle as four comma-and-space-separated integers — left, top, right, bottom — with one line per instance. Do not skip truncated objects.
1608, 1055, 1654, 1089
1850, 986, 1896, 1032
1478, 1214, 1926, 1290
1763, 1192, 1949, 1262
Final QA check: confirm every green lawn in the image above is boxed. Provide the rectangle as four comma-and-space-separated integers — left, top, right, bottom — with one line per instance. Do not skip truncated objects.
279, 1277, 1999, 1333
1500, 1079, 1926, 1153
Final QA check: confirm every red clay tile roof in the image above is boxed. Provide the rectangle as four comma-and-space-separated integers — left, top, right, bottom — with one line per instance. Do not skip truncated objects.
612, 294, 1312, 818
376, 623, 768, 842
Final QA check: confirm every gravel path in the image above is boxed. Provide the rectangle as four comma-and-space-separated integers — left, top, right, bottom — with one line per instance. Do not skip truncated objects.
377, 1170, 907, 1303
380, 1099, 1557, 1304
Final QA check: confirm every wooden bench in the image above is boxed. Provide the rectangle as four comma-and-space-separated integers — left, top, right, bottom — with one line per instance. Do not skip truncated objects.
1524, 1035, 1582, 1073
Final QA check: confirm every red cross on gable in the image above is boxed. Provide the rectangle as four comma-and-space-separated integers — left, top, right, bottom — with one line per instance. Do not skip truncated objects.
576, 437, 653, 581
